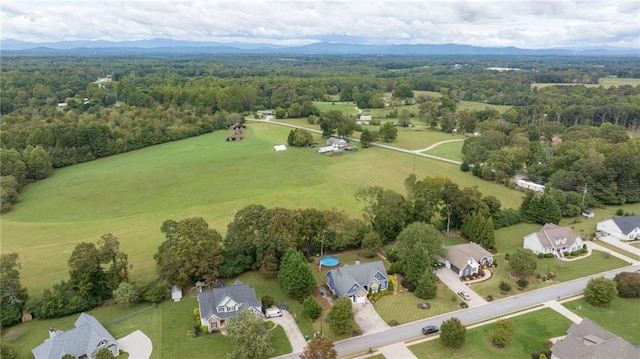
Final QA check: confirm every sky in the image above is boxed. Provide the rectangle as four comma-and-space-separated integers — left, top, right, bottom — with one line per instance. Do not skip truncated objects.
1, 0, 639, 49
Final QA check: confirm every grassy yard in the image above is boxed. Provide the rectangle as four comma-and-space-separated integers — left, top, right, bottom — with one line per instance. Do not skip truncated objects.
470, 223, 629, 300
1, 276, 295, 359
423, 140, 465, 161
2, 122, 522, 296
408, 308, 572, 359
443, 236, 468, 246
562, 297, 640, 345
374, 283, 461, 324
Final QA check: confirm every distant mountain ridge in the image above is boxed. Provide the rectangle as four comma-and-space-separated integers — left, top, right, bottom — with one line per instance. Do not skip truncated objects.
1, 38, 638, 56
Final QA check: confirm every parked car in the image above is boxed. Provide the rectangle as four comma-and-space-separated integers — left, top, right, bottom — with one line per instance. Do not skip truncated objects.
458, 291, 471, 301
422, 325, 439, 335
264, 307, 282, 318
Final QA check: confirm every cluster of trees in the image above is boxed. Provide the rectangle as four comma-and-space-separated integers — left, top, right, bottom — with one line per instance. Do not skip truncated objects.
0, 253, 29, 327
0, 146, 53, 212
584, 272, 640, 307
462, 121, 640, 207
24, 234, 133, 320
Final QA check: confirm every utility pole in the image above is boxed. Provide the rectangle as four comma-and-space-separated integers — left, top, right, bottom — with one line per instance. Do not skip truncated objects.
581, 183, 588, 208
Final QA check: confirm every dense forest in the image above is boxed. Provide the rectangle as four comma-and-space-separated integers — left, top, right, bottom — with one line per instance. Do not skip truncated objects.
1, 54, 640, 212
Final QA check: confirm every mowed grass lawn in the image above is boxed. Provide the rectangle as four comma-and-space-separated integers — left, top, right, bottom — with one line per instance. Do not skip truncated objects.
470, 223, 630, 300
374, 283, 461, 324
532, 78, 640, 89
408, 308, 572, 359
562, 297, 640, 345
2, 122, 522, 295
1, 270, 303, 359
313, 101, 360, 115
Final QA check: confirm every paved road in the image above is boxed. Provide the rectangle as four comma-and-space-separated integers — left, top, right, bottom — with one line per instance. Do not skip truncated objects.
273, 264, 640, 359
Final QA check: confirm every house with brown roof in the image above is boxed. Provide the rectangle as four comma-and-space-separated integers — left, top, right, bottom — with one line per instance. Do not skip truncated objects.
441, 242, 494, 278
550, 318, 640, 359
523, 223, 584, 258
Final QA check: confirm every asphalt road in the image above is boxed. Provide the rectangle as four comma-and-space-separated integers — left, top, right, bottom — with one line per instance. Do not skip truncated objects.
275, 264, 640, 359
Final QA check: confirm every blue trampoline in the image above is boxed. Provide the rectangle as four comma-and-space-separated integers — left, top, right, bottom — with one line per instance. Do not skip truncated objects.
320, 256, 340, 267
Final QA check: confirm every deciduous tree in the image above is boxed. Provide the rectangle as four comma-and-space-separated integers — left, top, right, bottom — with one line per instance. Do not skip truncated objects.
584, 277, 617, 307
68, 242, 109, 300
302, 296, 322, 321
508, 248, 537, 277
440, 317, 466, 348
300, 337, 337, 359
0, 253, 28, 327
226, 309, 273, 359
378, 122, 398, 142
154, 217, 224, 287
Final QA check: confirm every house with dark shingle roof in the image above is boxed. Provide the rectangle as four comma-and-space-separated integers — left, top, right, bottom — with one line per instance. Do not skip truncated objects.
31, 313, 119, 359
550, 318, 640, 359
523, 223, 584, 258
326, 260, 388, 304
197, 280, 263, 333
441, 242, 494, 277
597, 215, 640, 241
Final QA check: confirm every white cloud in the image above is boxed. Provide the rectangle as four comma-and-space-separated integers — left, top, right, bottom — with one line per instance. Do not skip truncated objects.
1, 0, 639, 49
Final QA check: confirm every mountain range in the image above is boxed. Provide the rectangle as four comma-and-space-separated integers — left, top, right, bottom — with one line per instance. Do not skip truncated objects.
1, 38, 638, 56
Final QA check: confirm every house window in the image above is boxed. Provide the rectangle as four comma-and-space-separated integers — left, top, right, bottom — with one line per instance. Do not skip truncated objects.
217, 306, 226, 313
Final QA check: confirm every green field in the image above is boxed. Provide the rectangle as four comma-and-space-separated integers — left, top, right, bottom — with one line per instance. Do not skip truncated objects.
562, 297, 640, 345
408, 308, 572, 359
374, 283, 461, 324
313, 101, 360, 114
1, 122, 523, 295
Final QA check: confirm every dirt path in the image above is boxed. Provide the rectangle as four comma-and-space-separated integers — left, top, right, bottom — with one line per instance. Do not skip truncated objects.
415, 138, 465, 153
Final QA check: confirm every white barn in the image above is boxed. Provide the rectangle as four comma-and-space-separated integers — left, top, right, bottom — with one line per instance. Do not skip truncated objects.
597, 216, 640, 241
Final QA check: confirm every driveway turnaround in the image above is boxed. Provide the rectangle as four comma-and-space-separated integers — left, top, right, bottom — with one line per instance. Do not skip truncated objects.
117, 330, 152, 359
270, 310, 307, 353
435, 268, 486, 307
353, 301, 388, 334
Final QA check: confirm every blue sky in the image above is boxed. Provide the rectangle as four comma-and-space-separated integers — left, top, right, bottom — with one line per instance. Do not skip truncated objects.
2, 0, 639, 49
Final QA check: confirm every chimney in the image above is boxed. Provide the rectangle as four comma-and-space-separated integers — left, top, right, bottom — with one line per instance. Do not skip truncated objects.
49, 327, 56, 338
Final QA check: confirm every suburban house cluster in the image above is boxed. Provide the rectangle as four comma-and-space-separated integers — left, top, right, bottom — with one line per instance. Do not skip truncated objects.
326, 260, 389, 303
523, 223, 585, 258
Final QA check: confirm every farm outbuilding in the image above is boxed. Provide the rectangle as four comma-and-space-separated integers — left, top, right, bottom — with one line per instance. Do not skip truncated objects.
516, 179, 545, 193
273, 145, 287, 152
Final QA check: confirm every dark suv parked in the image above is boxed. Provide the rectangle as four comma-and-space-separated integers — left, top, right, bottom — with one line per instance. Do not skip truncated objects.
422, 325, 439, 335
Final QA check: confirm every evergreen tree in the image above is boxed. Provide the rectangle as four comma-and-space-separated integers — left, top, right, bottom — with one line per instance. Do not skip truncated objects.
277, 248, 316, 301
414, 268, 438, 299
440, 317, 467, 348
509, 248, 537, 277
327, 297, 353, 334
302, 295, 322, 320
403, 242, 431, 289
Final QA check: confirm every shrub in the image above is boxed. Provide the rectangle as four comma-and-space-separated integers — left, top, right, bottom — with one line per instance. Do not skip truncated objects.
492, 319, 514, 348
486, 294, 494, 301
504, 253, 511, 261
302, 296, 322, 320
517, 278, 529, 288
201, 325, 209, 334
388, 262, 403, 275
541, 275, 548, 281
388, 319, 399, 326
544, 253, 554, 258
614, 272, 640, 298
616, 208, 625, 215
460, 302, 468, 308
584, 277, 617, 307
385, 247, 399, 263
563, 251, 570, 257
499, 281, 512, 292
547, 272, 556, 279
261, 294, 275, 310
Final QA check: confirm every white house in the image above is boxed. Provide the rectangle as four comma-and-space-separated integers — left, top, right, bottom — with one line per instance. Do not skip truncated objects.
523, 223, 584, 257
596, 215, 640, 241
357, 115, 371, 125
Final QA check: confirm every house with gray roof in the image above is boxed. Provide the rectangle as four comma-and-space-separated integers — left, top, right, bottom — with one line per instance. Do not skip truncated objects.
326, 260, 389, 304
32, 313, 119, 359
197, 280, 263, 333
550, 318, 640, 359
523, 223, 584, 258
441, 242, 494, 278
597, 215, 640, 241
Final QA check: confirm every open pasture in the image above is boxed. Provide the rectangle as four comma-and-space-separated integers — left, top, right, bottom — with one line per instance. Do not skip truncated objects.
2, 122, 522, 295
532, 77, 640, 89
313, 101, 360, 114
